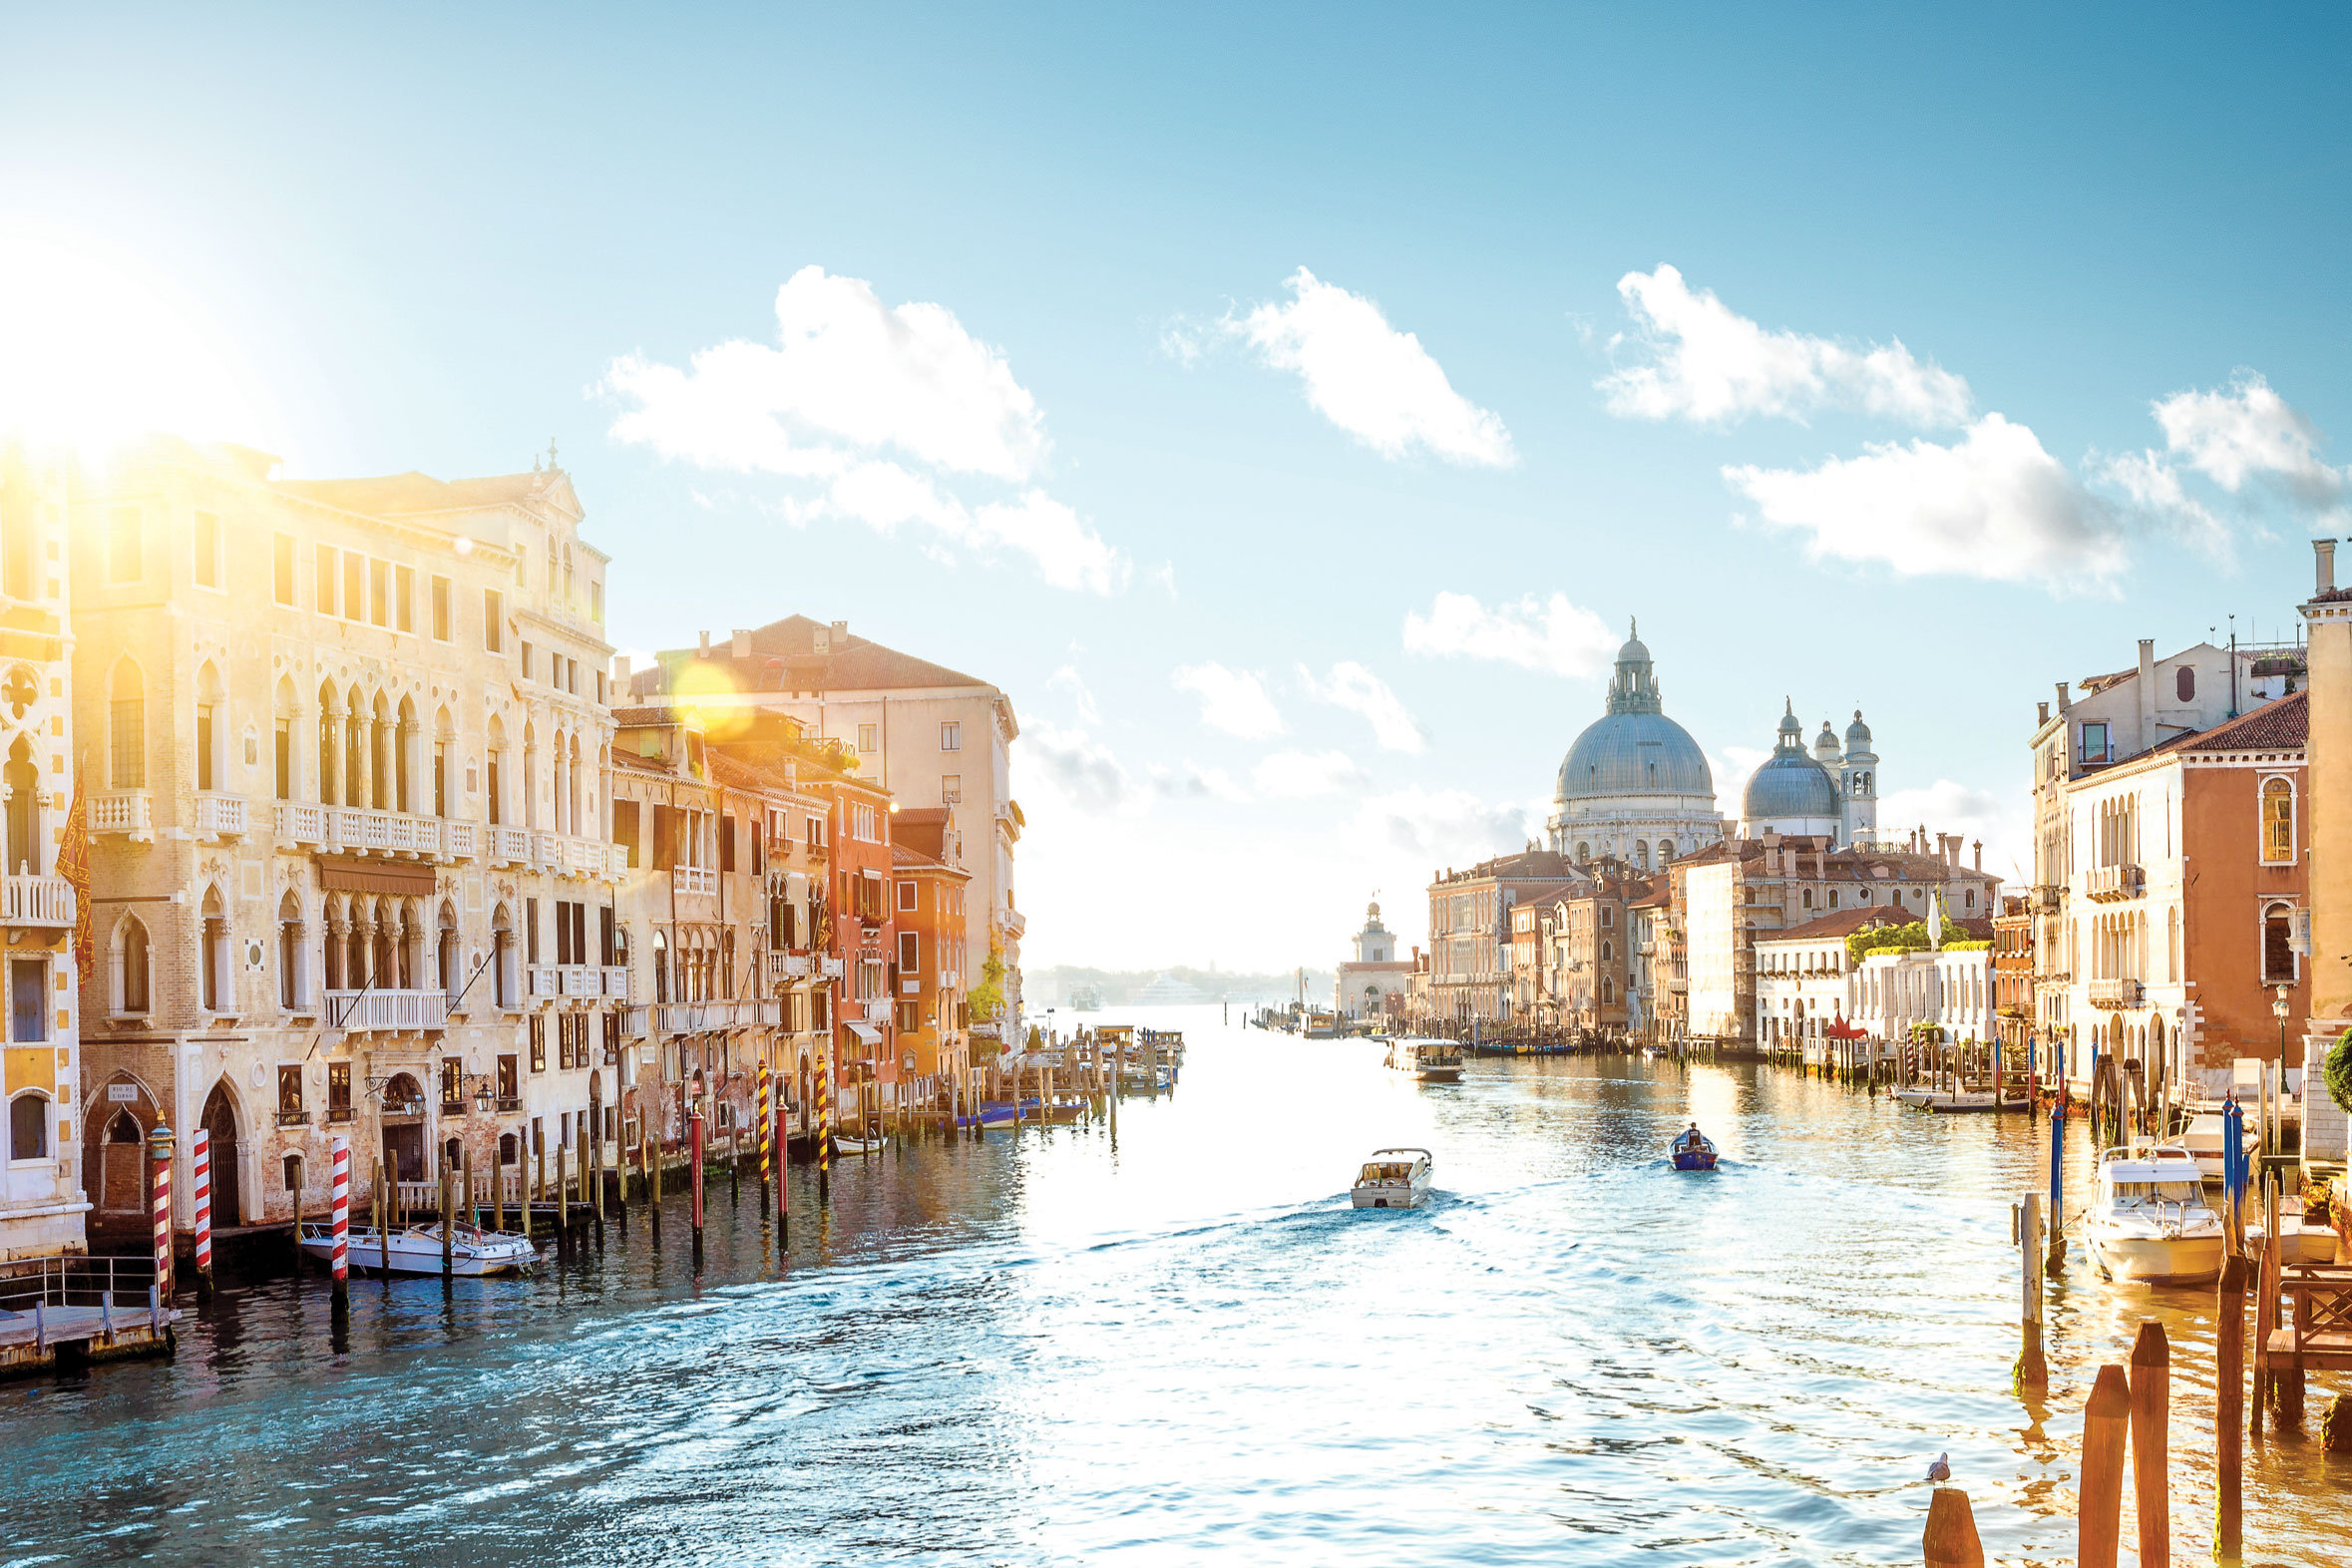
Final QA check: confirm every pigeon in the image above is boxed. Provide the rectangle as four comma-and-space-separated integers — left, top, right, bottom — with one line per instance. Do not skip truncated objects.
1926, 1452, 1951, 1483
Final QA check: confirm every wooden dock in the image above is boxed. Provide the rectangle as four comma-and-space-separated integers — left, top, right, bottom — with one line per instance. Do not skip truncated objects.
1, 1255, 180, 1378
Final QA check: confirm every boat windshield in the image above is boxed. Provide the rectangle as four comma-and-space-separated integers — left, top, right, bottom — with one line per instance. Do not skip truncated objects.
1360, 1162, 1414, 1183
2108, 1181, 2204, 1208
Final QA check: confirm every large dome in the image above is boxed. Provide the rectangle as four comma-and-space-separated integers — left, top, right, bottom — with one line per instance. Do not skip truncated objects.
1557, 710, 1714, 801
1742, 702, 1840, 823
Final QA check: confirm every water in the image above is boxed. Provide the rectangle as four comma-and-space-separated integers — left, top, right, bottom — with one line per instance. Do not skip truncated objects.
6, 1004, 2347, 1566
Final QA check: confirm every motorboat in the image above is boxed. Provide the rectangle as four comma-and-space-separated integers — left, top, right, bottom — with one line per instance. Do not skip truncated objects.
1914, 1088, 2028, 1114
298, 1220, 537, 1278
1889, 1085, 1940, 1107
2247, 1211, 2342, 1266
2084, 1145, 2225, 1287
2179, 1111, 2261, 1184
1639, 1045, 1669, 1060
1384, 1036, 1464, 1083
1671, 1123, 1719, 1172
1352, 1147, 1433, 1209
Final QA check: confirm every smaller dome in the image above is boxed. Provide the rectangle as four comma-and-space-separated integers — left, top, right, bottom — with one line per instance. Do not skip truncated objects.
1743, 752, 1841, 823
1776, 699, 1801, 739
1845, 708, 1873, 745
1812, 719, 1839, 762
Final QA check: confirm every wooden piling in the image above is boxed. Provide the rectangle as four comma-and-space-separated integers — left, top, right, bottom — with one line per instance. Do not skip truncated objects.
462, 1144, 475, 1231
439, 1165, 454, 1279
2254, 1176, 2278, 1435
2016, 1192, 2048, 1391
582, 1137, 599, 1248
2215, 1253, 2246, 1559
532, 1137, 545, 1241
287, 1149, 302, 1282
2130, 1322, 2169, 1568
1921, 1487, 1984, 1568
2078, 1363, 2130, 1568
2279, 1284, 2310, 1426
375, 1158, 391, 1277
689, 1109, 705, 1272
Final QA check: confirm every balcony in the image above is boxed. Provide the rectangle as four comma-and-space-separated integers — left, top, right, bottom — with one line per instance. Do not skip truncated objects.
276, 1109, 311, 1128
2085, 864, 2146, 904
325, 988, 450, 1032
2089, 978, 2145, 1009
819, 956, 845, 980
563, 966, 601, 999
768, 951, 810, 980
195, 792, 248, 840
0, 872, 74, 929
600, 967, 629, 1000
2030, 884, 2064, 913
91, 790, 154, 842
863, 998, 892, 1023
274, 803, 477, 862
487, 825, 535, 866
676, 866, 717, 896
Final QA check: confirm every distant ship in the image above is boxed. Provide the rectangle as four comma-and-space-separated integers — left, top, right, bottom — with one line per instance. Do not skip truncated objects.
1131, 973, 1209, 1005
1066, 982, 1103, 1010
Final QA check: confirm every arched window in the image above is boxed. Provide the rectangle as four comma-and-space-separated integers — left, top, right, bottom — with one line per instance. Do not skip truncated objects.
109, 658, 145, 789
1600, 940, 1613, 964
3, 735, 39, 876
2177, 665, 2195, 702
492, 904, 516, 1007
652, 929, 670, 1004
396, 695, 418, 815
199, 886, 229, 1012
194, 660, 225, 794
2261, 903, 2296, 985
9, 1090, 48, 1158
278, 892, 307, 1008
438, 902, 460, 997
316, 680, 340, 806
113, 915, 151, 1014
1575, 842, 1590, 865
273, 676, 299, 802
1656, 841, 1673, 866
2261, 778, 2295, 865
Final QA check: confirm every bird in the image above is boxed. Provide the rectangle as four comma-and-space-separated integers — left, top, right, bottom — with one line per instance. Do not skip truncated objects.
1926, 1452, 1951, 1483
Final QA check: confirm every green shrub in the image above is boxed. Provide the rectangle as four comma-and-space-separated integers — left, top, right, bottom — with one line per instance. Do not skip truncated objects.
2326, 1026, 2352, 1115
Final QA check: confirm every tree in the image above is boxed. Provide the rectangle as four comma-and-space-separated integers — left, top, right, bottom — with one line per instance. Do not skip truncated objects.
970, 940, 1006, 1023
2326, 1025, 2352, 1115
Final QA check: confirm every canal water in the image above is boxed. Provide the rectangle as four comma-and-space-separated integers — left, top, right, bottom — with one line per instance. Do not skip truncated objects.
6, 1005, 2347, 1566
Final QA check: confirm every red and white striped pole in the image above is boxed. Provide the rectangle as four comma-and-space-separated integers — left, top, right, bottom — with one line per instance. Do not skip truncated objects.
330, 1135, 351, 1315
192, 1127, 214, 1302
149, 1123, 176, 1303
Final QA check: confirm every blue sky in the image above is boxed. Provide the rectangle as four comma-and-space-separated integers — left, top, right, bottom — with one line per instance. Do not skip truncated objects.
6, 5, 2349, 969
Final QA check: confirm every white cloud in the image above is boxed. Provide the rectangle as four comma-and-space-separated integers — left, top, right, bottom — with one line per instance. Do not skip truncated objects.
1171, 663, 1285, 739
1021, 721, 1136, 816
1349, 786, 1539, 865
1710, 746, 1772, 817
1402, 590, 1618, 677
1599, 264, 1972, 428
2154, 372, 2346, 506
1238, 268, 1514, 467
1251, 748, 1370, 799
605, 266, 1125, 592
1877, 779, 2030, 889
2097, 448, 2233, 563
1047, 664, 1099, 726
1725, 414, 2127, 587
1299, 661, 1425, 753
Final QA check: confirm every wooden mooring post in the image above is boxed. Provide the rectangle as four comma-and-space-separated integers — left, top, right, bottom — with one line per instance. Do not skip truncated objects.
2215, 1253, 2246, 1559
2130, 1322, 2169, 1568
2015, 1191, 2048, 1390
439, 1164, 454, 1280
2078, 1364, 2130, 1568
1921, 1487, 1984, 1568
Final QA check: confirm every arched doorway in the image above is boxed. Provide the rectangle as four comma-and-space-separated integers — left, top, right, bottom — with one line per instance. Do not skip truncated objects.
101, 1107, 145, 1216
199, 1080, 243, 1228
381, 1071, 426, 1186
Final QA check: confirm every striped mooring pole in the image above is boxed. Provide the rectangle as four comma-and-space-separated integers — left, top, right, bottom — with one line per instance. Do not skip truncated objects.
330, 1135, 351, 1314
149, 1123, 176, 1303
816, 1052, 831, 1204
757, 1061, 772, 1214
688, 1107, 706, 1271
192, 1127, 214, 1302
775, 1075, 789, 1244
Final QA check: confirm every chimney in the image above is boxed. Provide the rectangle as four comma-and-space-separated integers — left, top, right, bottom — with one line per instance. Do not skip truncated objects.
1973, 839, 1983, 872
831, 619, 849, 646
612, 653, 631, 686
2055, 680, 2071, 713
698, 629, 711, 657
2038, 700, 2050, 726
2137, 637, 2156, 744
731, 628, 751, 660
2318, 538, 2338, 595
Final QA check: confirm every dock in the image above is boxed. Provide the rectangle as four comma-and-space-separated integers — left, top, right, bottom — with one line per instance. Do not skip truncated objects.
1, 1255, 180, 1378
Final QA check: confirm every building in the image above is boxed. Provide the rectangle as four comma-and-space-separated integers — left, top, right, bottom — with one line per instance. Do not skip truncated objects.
1754, 907, 1900, 1056
1678, 831, 2002, 1044
1851, 932, 1995, 1050
889, 805, 972, 1108
1541, 865, 1649, 1036
1741, 702, 1881, 847
1991, 895, 2034, 1055
1627, 881, 1673, 1042
72, 438, 620, 1248
0, 437, 87, 1261
1419, 850, 1581, 1024
633, 615, 1022, 1038
1335, 900, 1412, 1021
2298, 540, 2352, 1161
1546, 623, 1724, 873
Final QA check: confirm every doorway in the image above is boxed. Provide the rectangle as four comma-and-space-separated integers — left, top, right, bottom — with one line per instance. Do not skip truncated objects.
199, 1081, 242, 1228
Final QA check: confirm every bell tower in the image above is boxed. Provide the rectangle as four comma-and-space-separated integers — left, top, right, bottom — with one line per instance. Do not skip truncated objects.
1841, 709, 1878, 848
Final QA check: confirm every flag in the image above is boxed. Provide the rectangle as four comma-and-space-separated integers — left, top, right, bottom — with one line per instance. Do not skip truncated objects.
58, 783, 92, 986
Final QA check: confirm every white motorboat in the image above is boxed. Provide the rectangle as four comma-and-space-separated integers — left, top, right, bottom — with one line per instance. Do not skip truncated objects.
2179, 1111, 2261, 1184
1889, 1085, 1940, 1107
1915, 1088, 2028, 1114
1384, 1036, 1463, 1083
298, 1220, 538, 1277
1352, 1147, 1433, 1209
2084, 1145, 2225, 1287
2247, 1214, 2341, 1266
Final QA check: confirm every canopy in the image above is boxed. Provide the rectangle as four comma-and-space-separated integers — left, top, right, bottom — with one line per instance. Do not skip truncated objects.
846, 1021, 883, 1046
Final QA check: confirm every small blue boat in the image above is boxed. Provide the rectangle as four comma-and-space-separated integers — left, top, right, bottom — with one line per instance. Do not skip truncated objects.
1671, 1123, 1719, 1172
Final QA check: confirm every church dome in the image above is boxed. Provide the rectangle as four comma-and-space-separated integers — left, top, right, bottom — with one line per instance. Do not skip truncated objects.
1845, 708, 1874, 750
1555, 619, 1713, 804
1743, 700, 1840, 824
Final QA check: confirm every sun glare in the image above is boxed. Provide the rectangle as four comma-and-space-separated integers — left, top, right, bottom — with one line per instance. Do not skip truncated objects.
0, 221, 280, 455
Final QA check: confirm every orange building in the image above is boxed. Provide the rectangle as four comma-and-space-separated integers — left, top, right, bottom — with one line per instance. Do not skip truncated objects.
888, 805, 971, 1110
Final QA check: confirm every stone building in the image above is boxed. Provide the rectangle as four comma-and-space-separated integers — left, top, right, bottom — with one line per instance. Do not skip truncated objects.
888, 806, 972, 1106
633, 615, 1023, 1036
1335, 900, 1412, 1021
0, 436, 87, 1261
1546, 623, 1724, 873
2299, 540, 2352, 1160
71, 438, 620, 1245
1419, 850, 1582, 1024
1539, 865, 1651, 1035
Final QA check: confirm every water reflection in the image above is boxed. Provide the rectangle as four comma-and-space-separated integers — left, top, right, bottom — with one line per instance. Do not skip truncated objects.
5, 1006, 2347, 1566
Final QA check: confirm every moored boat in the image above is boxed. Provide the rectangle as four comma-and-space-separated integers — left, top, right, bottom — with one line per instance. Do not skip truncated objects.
1384, 1036, 1463, 1083
1671, 1123, 1718, 1172
2179, 1111, 2260, 1184
2084, 1145, 2224, 1287
1351, 1147, 1433, 1209
298, 1220, 537, 1277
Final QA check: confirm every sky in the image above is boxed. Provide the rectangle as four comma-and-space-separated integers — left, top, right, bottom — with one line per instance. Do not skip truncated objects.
4, 5, 2349, 972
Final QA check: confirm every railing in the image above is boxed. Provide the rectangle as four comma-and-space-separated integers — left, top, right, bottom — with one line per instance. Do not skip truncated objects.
276, 1109, 311, 1128
325, 988, 451, 1031
2085, 864, 2146, 903
863, 998, 892, 1023
275, 802, 474, 861
819, 956, 845, 980
562, 966, 600, 998
488, 825, 534, 865
769, 952, 809, 980
528, 967, 562, 999
600, 967, 629, 999
2030, 884, 2064, 913
195, 792, 248, 837
443, 819, 480, 859
617, 1006, 648, 1039
91, 790, 154, 839
652, 997, 781, 1032
676, 866, 717, 896
0, 872, 74, 927
0, 1252, 161, 1313
2089, 978, 2145, 1009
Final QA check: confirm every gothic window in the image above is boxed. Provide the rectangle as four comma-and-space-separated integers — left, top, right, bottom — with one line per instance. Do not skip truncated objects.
109, 659, 145, 788
198, 887, 230, 1013
2261, 903, 2296, 985
113, 915, 151, 1014
2261, 778, 2295, 865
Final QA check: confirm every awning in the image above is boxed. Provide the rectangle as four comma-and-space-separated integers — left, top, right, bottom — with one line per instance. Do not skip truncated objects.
847, 1021, 883, 1046
316, 855, 436, 896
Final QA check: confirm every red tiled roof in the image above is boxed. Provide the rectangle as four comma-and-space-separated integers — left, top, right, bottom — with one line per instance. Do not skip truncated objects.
2180, 690, 2307, 752
650, 613, 990, 694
